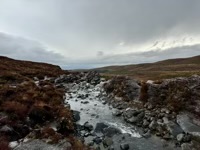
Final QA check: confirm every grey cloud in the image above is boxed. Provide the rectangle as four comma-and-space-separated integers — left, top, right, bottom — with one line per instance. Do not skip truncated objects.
0, 0, 200, 69
0, 32, 66, 65
97, 51, 104, 57
63, 45, 200, 69
0, 32, 199, 70
0, 0, 200, 57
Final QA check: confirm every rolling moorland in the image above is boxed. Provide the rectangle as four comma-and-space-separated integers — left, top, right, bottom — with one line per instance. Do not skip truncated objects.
0, 55, 200, 150
93, 55, 200, 81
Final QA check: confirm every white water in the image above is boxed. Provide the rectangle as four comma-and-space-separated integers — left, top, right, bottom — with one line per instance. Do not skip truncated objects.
65, 81, 141, 137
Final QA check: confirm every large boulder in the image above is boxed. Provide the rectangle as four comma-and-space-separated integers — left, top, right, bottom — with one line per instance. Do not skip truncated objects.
177, 113, 200, 137
84, 71, 101, 85
104, 76, 141, 102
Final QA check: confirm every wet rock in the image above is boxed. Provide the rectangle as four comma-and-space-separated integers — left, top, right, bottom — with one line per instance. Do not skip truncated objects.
163, 117, 169, 124
166, 121, 183, 137
177, 133, 184, 142
147, 103, 154, 110
9, 141, 19, 149
103, 126, 122, 137
183, 134, 191, 142
120, 143, 129, 150
76, 124, 83, 131
73, 110, 80, 122
88, 141, 94, 146
149, 120, 157, 130
181, 143, 191, 150
0, 125, 13, 133
157, 119, 163, 125
81, 101, 89, 104
177, 114, 200, 137
95, 146, 101, 150
91, 114, 96, 117
103, 137, 113, 147
117, 103, 128, 110
85, 71, 101, 85
84, 122, 93, 131
102, 101, 107, 105
142, 130, 151, 138
143, 119, 150, 127
163, 133, 172, 140
161, 108, 170, 114
127, 116, 138, 124
94, 122, 109, 133
93, 137, 102, 144
137, 111, 145, 120
109, 146, 115, 150
1, 124, 29, 141
123, 108, 140, 119
14, 139, 72, 150
84, 132, 91, 137
112, 110, 123, 116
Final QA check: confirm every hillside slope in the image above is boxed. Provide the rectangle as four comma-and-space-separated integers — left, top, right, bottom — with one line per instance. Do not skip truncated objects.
94, 55, 200, 80
0, 56, 65, 83
0, 56, 86, 149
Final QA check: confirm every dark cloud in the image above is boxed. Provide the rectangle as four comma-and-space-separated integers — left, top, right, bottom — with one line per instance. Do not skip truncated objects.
0, 32, 66, 65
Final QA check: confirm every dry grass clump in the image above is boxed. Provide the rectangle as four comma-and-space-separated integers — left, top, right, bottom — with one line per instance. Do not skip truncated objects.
40, 127, 63, 144
2, 101, 29, 119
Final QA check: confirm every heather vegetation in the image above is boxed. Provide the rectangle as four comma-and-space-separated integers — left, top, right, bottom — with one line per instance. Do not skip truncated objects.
0, 56, 86, 149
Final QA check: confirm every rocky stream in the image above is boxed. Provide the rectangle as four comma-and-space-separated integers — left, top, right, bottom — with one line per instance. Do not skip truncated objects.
65, 79, 178, 150
8, 72, 200, 150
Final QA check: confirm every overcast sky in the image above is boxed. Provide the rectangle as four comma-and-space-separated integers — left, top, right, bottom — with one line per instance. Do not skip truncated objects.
0, 0, 200, 69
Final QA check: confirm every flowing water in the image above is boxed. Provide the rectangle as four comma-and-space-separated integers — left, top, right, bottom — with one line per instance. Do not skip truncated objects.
65, 81, 140, 137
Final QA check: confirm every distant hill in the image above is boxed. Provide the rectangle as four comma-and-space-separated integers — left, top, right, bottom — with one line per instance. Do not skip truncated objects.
93, 55, 200, 81
0, 56, 65, 83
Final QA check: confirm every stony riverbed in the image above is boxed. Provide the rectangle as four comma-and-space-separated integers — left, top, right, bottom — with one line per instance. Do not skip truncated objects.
65, 80, 179, 150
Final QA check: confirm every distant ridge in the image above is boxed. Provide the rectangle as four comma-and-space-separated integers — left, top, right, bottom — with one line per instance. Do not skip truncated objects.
155, 55, 200, 65
93, 55, 200, 80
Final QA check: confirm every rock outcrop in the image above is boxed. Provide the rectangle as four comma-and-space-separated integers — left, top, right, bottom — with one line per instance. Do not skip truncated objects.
104, 76, 141, 102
